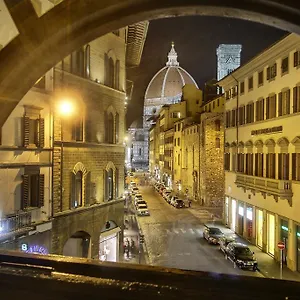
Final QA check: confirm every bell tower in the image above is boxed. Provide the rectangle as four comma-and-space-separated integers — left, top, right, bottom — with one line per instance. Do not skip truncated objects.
216, 44, 242, 81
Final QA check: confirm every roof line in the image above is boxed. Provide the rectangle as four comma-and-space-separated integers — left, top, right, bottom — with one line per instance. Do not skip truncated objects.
161, 66, 171, 98
144, 66, 167, 100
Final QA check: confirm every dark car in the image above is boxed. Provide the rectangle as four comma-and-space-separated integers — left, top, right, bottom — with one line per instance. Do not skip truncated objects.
219, 236, 236, 253
225, 242, 258, 271
173, 199, 185, 208
203, 226, 224, 244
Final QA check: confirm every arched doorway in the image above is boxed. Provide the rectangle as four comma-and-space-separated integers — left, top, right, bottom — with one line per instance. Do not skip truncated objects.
63, 231, 91, 258
99, 220, 121, 262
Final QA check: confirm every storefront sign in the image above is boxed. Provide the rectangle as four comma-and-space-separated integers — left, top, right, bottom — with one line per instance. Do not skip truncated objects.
251, 126, 283, 136
21, 243, 49, 255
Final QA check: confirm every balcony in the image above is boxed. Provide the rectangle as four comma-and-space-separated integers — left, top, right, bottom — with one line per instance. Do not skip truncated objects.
235, 174, 293, 206
0, 211, 35, 239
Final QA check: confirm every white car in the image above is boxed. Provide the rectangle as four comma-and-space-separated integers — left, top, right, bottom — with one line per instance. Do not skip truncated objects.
131, 187, 139, 195
137, 204, 150, 216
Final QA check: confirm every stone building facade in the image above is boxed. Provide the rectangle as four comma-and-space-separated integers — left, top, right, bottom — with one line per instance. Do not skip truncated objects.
150, 89, 225, 207
0, 18, 148, 261
219, 33, 300, 273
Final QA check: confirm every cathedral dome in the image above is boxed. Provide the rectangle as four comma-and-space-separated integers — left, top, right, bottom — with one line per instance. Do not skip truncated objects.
145, 43, 198, 100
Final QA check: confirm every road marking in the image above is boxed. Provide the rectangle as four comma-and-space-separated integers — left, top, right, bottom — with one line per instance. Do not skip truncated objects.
173, 229, 179, 234
189, 228, 195, 234
180, 229, 186, 234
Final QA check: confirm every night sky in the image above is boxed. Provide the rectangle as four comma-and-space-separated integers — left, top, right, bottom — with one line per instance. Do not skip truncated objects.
126, 16, 286, 128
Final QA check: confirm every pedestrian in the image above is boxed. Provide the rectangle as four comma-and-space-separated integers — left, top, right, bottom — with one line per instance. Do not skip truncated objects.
188, 199, 192, 208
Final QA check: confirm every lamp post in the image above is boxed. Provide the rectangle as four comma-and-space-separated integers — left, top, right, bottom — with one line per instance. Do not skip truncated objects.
57, 100, 74, 211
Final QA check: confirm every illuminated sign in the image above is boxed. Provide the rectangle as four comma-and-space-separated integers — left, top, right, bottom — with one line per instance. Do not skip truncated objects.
251, 126, 282, 136
281, 225, 288, 232
21, 243, 49, 255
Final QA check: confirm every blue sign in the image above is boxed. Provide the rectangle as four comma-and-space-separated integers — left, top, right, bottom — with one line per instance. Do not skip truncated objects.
21, 243, 49, 255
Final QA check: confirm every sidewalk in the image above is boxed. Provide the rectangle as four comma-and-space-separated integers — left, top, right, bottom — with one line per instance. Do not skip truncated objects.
205, 221, 300, 282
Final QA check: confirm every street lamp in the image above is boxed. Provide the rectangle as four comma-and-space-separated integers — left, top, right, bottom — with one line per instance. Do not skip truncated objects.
57, 99, 75, 211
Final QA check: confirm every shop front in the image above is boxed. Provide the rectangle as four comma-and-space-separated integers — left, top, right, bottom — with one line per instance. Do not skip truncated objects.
296, 225, 300, 272
99, 221, 121, 262
231, 199, 236, 231
280, 219, 289, 265
246, 206, 253, 240
238, 202, 244, 236
256, 209, 263, 249
267, 213, 275, 256
225, 196, 229, 226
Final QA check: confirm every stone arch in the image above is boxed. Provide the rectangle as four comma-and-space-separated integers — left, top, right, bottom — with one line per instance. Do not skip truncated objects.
277, 137, 290, 147
105, 161, 116, 172
0, 0, 300, 132
72, 162, 88, 175
291, 136, 300, 145
265, 138, 276, 147
254, 140, 264, 148
245, 140, 253, 147
63, 230, 91, 258
107, 49, 117, 62
230, 141, 237, 148
106, 105, 117, 116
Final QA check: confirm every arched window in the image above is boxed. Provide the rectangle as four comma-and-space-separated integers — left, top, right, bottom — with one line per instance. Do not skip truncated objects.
115, 59, 120, 90
104, 53, 109, 85
109, 57, 114, 88
104, 168, 114, 201
215, 119, 221, 131
107, 112, 114, 144
71, 171, 83, 208
85, 45, 90, 79
115, 112, 119, 143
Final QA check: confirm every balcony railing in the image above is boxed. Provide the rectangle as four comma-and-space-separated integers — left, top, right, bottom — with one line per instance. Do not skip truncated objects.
235, 174, 293, 206
0, 211, 33, 236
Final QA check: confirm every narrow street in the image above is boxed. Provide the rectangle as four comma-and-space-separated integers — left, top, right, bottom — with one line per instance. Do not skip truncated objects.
137, 185, 263, 278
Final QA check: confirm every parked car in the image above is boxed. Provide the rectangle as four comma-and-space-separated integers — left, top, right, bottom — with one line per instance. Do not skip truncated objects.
135, 200, 147, 208
203, 226, 224, 244
170, 196, 179, 206
166, 194, 174, 203
166, 195, 179, 205
137, 204, 150, 216
172, 199, 185, 208
163, 190, 172, 199
225, 242, 258, 271
131, 187, 139, 195
219, 236, 236, 253
159, 186, 166, 195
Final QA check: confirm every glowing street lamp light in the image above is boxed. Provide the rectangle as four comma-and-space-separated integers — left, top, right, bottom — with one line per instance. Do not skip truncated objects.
58, 100, 74, 116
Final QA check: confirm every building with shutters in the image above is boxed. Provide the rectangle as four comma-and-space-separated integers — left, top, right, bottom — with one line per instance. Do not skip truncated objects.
0, 18, 148, 261
219, 33, 300, 273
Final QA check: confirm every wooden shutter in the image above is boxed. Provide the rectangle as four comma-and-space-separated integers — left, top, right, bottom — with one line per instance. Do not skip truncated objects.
85, 172, 91, 206
85, 119, 92, 142
266, 97, 270, 119
266, 67, 271, 80
293, 86, 298, 113
70, 172, 75, 209
115, 168, 119, 198
38, 174, 45, 207
278, 92, 282, 116
284, 154, 289, 180
24, 116, 30, 147
39, 118, 45, 148
273, 63, 277, 76
286, 89, 290, 114
22, 174, 29, 209
294, 51, 298, 67
292, 153, 296, 180
278, 153, 282, 180
266, 154, 269, 178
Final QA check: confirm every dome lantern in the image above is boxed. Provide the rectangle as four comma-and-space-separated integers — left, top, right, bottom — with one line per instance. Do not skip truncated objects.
166, 42, 179, 67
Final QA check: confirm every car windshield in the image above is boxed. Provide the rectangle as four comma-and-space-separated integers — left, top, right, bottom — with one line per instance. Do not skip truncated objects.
209, 228, 222, 234
139, 205, 147, 209
235, 247, 252, 256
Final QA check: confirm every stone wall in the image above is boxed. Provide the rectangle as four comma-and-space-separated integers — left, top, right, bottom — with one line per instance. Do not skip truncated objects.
51, 199, 124, 258
200, 113, 224, 207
